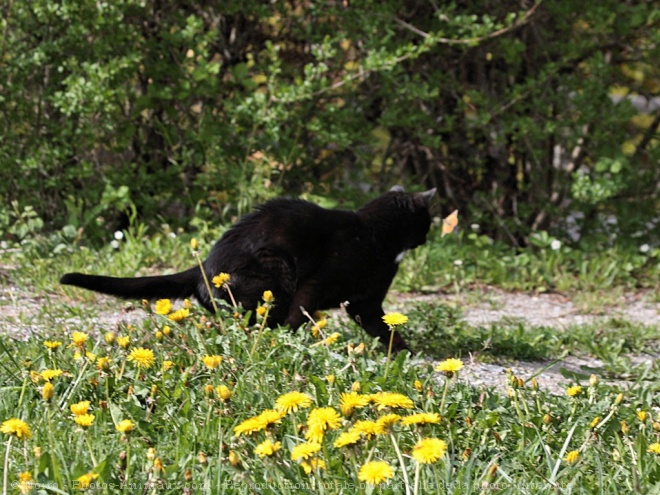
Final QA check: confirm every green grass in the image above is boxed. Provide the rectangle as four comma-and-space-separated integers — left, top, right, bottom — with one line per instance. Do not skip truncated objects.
1, 298, 659, 494
1, 222, 659, 493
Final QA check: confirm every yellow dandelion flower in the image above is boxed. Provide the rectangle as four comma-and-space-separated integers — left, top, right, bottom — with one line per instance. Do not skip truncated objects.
564, 450, 579, 464
637, 410, 647, 422
18, 471, 33, 494
382, 312, 408, 326
74, 414, 95, 428
339, 392, 370, 416
371, 391, 414, 410
96, 357, 111, 371
204, 384, 215, 396
168, 308, 190, 321
412, 438, 447, 464
334, 429, 362, 448
435, 358, 464, 374
202, 355, 223, 369
44, 340, 63, 350
161, 360, 175, 372
71, 331, 89, 347
234, 409, 284, 437
42, 382, 55, 401
262, 290, 274, 302
76, 472, 98, 489
305, 407, 341, 442
254, 439, 282, 457
104, 332, 115, 344
566, 385, 582, 397
301, 458, 325, 474
647, 443, 660, 454
154, 299, 172, 315
256, 305, 267, 316
291, 442, 321, 461
116, 336, 130, 349
127, 347, 155, 369
216, 385, 232, 401
0, 418, 31, 439
358, 460, 394, 485
212, 273, 231, 288
351, 420, 386, 438
116, 419, 135, 433
590, 416, 601, 429
275, 391, 313, 414
41, 369, 63, 381
70, 401, 91, 416
376, 413, 402, 428
322, 332, 341, 345
401, 412, 441, 426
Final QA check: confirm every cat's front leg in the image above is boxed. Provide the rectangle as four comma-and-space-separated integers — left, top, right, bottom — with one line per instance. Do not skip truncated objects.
346, 302, 410, 352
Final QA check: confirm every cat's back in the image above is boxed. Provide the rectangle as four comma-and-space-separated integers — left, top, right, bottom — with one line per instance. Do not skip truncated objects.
215, 198, 361, 252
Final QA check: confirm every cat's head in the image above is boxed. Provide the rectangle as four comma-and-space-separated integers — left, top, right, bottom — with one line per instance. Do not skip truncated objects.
361, 186, 436, 249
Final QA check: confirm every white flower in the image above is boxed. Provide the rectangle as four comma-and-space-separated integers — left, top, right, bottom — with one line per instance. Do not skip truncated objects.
454, 259, 463, 267
639, 244, 650, 254
550, 239, 561, 251
169, 232, 177, 238
110, 240, 120, 249
114, 231, 124, 240
470, 224, 480, 231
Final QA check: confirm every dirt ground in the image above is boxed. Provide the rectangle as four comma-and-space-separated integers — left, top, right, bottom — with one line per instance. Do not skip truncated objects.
1, 284, 657, 395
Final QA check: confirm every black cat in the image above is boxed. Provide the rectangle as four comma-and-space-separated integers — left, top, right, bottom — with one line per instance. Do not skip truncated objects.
60, 187, 435, 351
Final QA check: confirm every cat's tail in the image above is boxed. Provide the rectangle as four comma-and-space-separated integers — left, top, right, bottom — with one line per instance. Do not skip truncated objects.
60, 268, 200, 301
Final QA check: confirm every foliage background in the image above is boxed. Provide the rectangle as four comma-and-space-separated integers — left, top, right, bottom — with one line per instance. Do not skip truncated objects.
1, 0, 658, 247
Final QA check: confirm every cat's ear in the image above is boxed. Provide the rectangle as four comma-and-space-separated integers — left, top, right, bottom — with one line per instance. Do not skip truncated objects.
416, 188, 436, 208
390, 185, 405, 192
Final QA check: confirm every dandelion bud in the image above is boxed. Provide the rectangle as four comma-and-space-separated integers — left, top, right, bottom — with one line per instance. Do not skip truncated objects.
183, 299, 192, 309
414, 380, 422, 392
262, 290, 274, 302
151, 385, 158, 396
190, 238, 199, 250
614, 393, 624, 405
516, 377, 524, 389
462, 447, 471, 460
543, 414, 552, 425
146, 448, 156, 460
162, 326, 171, 336
153, 458, 164, 472
198, 452, 208, 464
228, 451, 240, 467
612, 448, 621, 462
488, 464, 498, 479
590, 416, 601, 429
216, 385, 232, 401
621, 420, 629, 435
204, 384, 214, 396
325, 375, 335, 385
637, 410, 647, 422
653, 422, 660, 432
42, 382, 54, 401
530, 378, 539, 391
589, 374, 599, 387
184, 468, 192, 481
33, 446, 42, 458
155, 331, 163, 340
351, 381, 361, 392
105, 332, 116, 345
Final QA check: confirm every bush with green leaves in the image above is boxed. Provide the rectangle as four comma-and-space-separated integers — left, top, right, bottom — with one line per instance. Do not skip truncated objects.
1, 1, 657, 247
